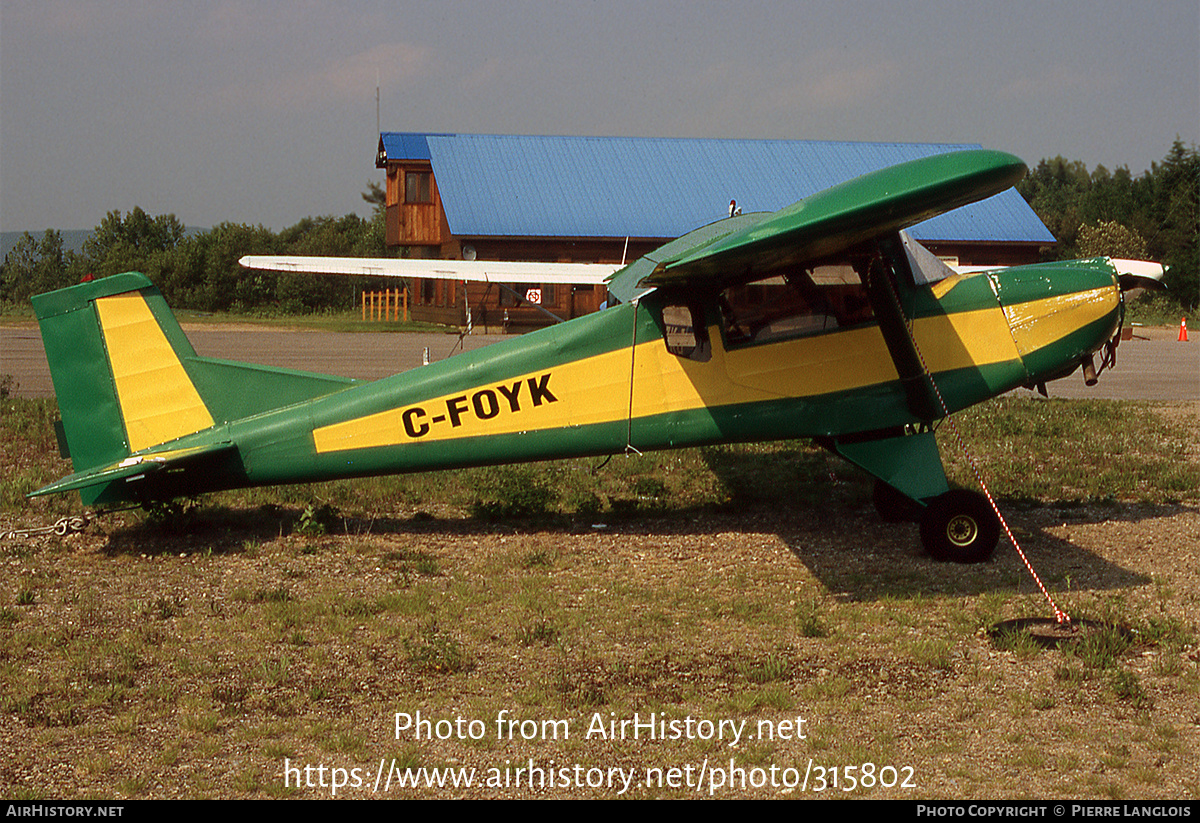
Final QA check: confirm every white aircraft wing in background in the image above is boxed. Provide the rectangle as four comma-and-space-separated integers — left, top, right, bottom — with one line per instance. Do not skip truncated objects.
239, 256, 621, 285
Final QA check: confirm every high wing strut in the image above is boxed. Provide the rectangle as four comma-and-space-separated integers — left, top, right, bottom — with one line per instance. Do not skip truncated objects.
862, 235, 941, 422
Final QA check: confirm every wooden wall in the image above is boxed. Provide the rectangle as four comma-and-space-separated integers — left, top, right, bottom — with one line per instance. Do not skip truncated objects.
385, 162, 452, 251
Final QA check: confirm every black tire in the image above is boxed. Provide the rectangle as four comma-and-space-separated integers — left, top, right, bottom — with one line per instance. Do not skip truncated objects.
872, 479, 923, 523
919, 490, 1000, 563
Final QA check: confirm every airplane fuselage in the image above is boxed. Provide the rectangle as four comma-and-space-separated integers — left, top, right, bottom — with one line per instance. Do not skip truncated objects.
91, 255, 1120, 502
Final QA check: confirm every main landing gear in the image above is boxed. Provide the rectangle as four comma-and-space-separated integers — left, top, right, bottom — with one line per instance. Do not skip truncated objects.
872, 481, 1000, 563
826, 430, 1000, 564
917, 489, 1000, 564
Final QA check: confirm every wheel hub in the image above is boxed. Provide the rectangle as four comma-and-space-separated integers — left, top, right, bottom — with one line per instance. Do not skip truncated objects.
946, 514, 978, 547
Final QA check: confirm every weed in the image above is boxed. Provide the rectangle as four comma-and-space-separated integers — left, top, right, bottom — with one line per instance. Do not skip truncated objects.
631, 476, 668, 502
116, 776, 149, 797
567, 489, 604, 517
728, 596, 769, 623
212, 683, 249, 707
1151, 653, 1184, 677
795, 599, 830, 638
736, 653, 792, 684
384, 548, 441, 577
233, 768, 263, 794
342, 598, 383, 618
909, 637, 955, 671
550, 648, 609, 707
407, 552, 441, 577
726, 684, 793, 712
404, 622, 472, 674
1099, 743, 1132, 770
16, 589, 36, 607
516, 619, 560, 647
1111, 670, 1150, 708
254, 656, 291, 687
1053, 663, 1087, 683
1137, 615, 1193, 649
249, 586, 293, 604
297, 503, 340, 536
989, 626, 1041, 659
147, 596, 185, 620
1072, 626, 1133, 670
521, 550, 554, 569
141, 498, 201, 532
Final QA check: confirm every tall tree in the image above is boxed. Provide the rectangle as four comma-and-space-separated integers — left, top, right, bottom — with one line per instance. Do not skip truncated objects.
81, 207, 187, 279
1018, 141, 1198, 310
0, 229, 73, 304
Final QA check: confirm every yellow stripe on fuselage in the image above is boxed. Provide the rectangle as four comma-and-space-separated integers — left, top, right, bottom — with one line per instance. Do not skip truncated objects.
1003, 286, 1118, 356
95, 293, 213, 452
312, 347, 635, 453
312, 302, 1022, 454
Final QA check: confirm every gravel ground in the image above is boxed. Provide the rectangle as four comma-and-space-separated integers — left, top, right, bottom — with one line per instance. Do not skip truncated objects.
1, 326, 1196, 800
1, 462, 1196, 799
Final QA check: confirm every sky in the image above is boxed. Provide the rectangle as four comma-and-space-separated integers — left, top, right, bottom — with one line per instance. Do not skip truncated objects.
1, 0, 1197, 233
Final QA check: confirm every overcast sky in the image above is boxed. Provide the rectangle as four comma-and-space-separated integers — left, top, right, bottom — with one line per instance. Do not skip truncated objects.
1, 0, 1196, 233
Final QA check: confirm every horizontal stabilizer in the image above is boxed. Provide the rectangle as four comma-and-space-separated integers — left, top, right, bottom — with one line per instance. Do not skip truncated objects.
240, 256, 620, 286
31, 442, 237, 500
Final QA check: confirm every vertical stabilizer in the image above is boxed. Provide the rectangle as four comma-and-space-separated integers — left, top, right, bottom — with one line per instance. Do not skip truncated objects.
32, 273, 215, 483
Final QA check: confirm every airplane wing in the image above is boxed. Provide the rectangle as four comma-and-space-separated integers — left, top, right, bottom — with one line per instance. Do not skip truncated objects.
239, 255, 620, 286
606, 149, 1028, 298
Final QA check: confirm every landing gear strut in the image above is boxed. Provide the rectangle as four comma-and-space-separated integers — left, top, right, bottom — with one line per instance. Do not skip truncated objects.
919, 490, 999, 563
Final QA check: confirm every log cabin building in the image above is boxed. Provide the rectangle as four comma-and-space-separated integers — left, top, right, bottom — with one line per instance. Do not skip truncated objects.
376, 133, 1055, 330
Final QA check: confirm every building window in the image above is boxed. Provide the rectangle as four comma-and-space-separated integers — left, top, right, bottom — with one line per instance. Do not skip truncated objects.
405, 171, 432, 204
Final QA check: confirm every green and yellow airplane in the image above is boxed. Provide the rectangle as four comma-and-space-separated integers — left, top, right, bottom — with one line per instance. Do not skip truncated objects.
30, 150, 1158, 562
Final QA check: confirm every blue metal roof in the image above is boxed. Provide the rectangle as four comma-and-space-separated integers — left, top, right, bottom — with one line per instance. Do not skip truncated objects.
378, 133, 1054, 244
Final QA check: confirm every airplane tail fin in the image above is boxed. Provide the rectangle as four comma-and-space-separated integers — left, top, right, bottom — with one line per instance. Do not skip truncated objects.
33, 272, 359, 504
32, 273, 218, 489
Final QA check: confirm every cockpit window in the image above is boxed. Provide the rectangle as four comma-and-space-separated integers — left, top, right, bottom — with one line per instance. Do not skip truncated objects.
660, 303, 711, 362
719, 266, 874, 348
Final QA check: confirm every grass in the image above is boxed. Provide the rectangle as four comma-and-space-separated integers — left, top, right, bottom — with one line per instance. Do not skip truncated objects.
944, 397, 1200, 505
0, 394, 1197, 798
173, 308, 455, 335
